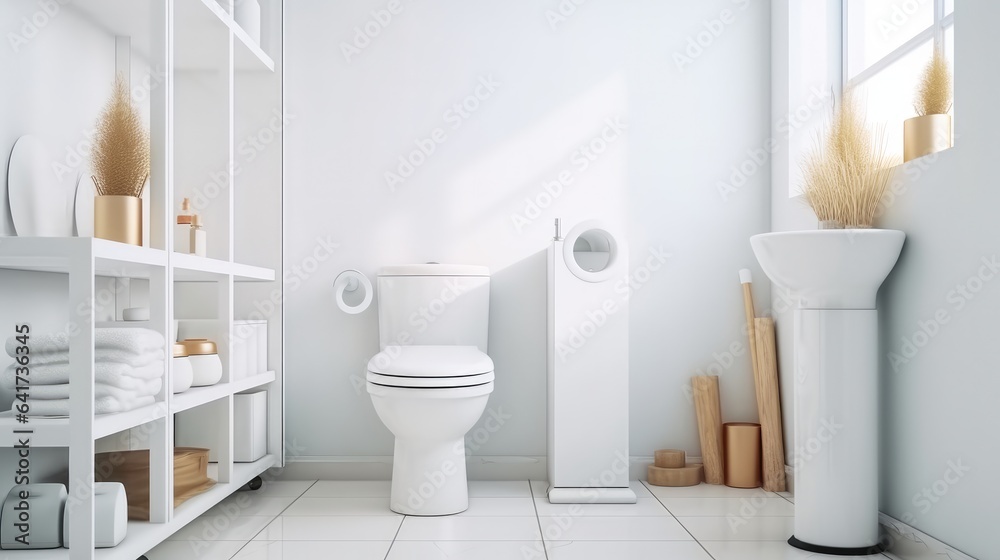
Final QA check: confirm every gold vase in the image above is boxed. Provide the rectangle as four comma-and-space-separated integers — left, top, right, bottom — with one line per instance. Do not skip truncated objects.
903, 114, 952, 162
94, 195, 142, 246
723, 422, 762, 488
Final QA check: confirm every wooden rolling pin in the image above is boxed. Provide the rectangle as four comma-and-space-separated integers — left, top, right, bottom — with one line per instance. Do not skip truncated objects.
753, 317, 786, 492
692, 375, 724, 485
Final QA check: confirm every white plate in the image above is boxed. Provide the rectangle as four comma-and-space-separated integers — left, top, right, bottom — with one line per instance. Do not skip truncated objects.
75, 174, 96, 237
0, 143, 15, 236
8, 135, 72, 236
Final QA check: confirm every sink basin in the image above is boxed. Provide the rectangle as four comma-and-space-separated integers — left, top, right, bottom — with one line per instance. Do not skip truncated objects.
750, 229, 905, 309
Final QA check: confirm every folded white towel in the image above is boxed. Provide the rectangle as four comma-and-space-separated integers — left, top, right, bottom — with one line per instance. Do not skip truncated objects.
6, 328, 165, 358
25, 348, 163, 368
17, 395, 156, 417
1, 361, 164, 388
25, 379, 162, 401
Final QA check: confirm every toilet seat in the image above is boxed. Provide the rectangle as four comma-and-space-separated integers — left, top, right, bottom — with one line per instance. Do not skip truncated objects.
367, 345, 494, 389
367, 370, 494, 389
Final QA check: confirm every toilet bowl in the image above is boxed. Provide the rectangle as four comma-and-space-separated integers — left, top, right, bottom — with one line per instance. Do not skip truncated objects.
367, 345, 494, 515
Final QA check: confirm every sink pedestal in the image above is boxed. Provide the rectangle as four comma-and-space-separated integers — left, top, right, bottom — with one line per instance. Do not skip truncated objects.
751, 229, 904, 555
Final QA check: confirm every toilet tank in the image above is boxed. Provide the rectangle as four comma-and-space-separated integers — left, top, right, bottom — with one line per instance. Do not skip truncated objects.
377, 264, 490, 352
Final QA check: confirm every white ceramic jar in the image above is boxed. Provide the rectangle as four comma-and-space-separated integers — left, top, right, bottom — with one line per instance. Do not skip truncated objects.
173, 343, 194, 394
181, 339, 223, 387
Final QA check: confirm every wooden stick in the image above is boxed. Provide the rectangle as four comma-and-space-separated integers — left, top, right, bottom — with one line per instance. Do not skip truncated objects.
692, 375, 724, 485
753, 317, 786, 492
740, 269, 760, 382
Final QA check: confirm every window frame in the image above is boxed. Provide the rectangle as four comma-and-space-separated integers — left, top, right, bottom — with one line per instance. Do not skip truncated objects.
843, 0, 954, 88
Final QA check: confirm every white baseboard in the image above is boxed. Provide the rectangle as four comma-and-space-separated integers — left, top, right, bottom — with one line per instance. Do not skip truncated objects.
271, 455, 703, 482
878, 513, 977, 560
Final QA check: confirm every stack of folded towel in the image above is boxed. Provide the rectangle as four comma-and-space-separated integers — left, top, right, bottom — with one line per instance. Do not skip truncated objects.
3, 328, 165, 417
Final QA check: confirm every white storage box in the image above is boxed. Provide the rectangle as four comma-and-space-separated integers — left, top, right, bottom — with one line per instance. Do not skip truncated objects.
235, 391, 267, 462
233, 320, 268, 379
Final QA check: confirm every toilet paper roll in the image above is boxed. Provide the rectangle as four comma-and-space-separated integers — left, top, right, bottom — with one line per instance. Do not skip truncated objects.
334, 270, 373, 314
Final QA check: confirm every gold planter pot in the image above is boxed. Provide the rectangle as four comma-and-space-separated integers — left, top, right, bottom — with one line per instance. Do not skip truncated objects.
94, 195, 142, 246
903, 114, 952, 162
724, 422, 762, 488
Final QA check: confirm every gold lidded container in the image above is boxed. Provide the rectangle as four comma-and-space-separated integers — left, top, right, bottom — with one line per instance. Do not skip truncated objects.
179, 338, 218, 356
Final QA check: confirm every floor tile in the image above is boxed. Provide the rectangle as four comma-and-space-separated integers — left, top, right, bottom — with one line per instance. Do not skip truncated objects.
206, 494, 298, 517
386, 540, 545, 560
630, 480, 655, 498
660, 497, 794, 517
644, 482, 779, 499
281, 497, 400, 516
529, 480, 548, 498
232, 540, 392, 559
538, 515, 692, 541
546, 540, 713, 560
168, 514, 274, 542
254, 515, 403, 541
250, 480, 316, 498
467, 480, 532, 498
396, 516, 540, 541
533, 497, 670, 517
302, 480, 391, 498
701, 540, 887, 559
144, 539, 247, 560
677, 516, 794, 541
459, 497, 536, 516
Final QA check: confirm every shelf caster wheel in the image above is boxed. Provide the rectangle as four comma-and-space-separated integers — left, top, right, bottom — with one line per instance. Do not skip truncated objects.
137, 556, 149, 560
246, 476, 264, 491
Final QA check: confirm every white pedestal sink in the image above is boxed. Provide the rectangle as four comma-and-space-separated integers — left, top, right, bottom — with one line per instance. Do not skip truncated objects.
751, 229, 905, 555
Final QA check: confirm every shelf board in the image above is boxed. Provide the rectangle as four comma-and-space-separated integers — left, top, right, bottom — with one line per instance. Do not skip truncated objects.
232, 261, 276, 282
172, 253, 275, 282
172, 371, 275, 413
0, 402, 166, 448
1, 455, 276, 558
172, 252, 232, 280
0, 238, 167, 277
94, 454, 277, 560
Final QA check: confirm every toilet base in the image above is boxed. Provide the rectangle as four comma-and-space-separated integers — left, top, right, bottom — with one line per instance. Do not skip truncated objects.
389, 437, 470, 516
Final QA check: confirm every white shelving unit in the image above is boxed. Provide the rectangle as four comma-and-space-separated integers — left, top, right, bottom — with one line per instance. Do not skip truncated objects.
0, 0, 284, 558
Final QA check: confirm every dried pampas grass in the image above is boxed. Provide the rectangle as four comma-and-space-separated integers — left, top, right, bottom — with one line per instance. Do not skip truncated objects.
915, 48, 952, 117
801, 89, 898, 229
92, 74, 150, 197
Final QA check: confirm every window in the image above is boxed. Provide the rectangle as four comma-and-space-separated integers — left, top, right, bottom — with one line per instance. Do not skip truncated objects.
844, 0, 954, 158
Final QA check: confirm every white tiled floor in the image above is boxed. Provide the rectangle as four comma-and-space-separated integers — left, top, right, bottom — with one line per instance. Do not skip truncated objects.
143, 480, 926, 560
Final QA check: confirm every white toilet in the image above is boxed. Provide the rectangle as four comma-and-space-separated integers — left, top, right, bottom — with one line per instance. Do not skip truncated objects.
366, 264, 494, 515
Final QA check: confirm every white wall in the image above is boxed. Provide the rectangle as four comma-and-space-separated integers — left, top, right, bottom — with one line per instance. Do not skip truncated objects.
876, 4, 999, 558
772, 3, 997, 558
284, 0, 772, 469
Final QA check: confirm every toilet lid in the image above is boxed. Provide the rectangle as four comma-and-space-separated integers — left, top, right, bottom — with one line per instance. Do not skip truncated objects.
367, 370, 494, 389
367, 345, 493, 377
